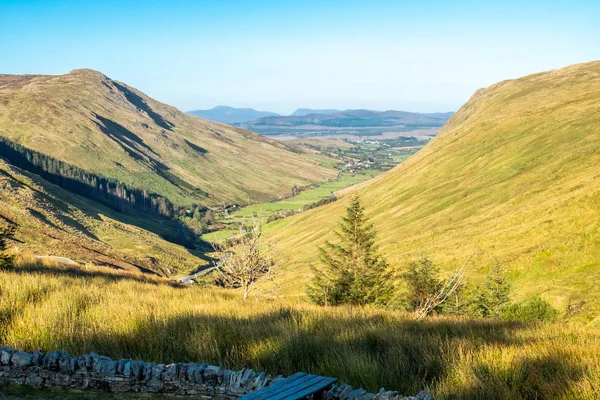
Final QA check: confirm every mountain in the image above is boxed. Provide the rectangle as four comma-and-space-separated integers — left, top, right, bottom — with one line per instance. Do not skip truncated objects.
187, 106, 280, 124
291, 108, 343, 116
267, 61, 600, 319
0, 69, 336, 212
239, 109, 453, 138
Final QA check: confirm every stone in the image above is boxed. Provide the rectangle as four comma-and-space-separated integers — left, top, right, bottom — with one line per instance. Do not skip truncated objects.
375, 391, 400, 400
413, 391, 433, 400
106, 360, 117, 375
144, 362, 155, 380
24, 374, 44, 388
32, 351, 44, 367
123, 361, 132, 377
0, 348, 13, 366
11, 351, 34, 368
116, 359, 126, 375
130, 361, 142, 379
204, 365, 221, 386
151, 364, 165, 380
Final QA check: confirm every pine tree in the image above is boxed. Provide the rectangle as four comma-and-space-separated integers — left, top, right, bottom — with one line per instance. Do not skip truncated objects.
306, 196, 391, 306
469, 260, 511, 318
0, 225, 15, 270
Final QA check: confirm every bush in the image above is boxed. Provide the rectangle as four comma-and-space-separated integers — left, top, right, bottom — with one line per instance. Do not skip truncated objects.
502, 296, 559, 322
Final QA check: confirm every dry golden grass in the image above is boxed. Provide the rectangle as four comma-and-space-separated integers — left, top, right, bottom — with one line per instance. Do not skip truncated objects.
1, 260, 599, 399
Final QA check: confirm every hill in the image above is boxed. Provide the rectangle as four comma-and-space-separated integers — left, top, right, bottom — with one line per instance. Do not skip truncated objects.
291, 108, 343, 116
266, 61, 600, 320
0, 69, 336, 212
238, 109, 453, 139
0, 158, 201, 276
187, 105, 280, 123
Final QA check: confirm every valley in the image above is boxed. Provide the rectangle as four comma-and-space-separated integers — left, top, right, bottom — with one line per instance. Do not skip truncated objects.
1, 39, 600, 400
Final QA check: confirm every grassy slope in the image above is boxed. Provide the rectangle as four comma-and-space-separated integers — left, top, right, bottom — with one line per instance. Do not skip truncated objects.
267, 61, 600, 319
1, 261, 598, 399
0, 159, 201, 275
0, 69, 336, 207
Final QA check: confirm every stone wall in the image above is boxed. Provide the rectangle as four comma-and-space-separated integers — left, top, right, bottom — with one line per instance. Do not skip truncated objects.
0, 347, 431, 400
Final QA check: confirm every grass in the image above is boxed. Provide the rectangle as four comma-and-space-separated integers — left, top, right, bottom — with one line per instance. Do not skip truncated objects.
264, 61, 600, 321
1, 260, 599, 399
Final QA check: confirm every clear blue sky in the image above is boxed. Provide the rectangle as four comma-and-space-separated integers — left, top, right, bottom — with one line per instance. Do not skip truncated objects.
1, 0, 599, 114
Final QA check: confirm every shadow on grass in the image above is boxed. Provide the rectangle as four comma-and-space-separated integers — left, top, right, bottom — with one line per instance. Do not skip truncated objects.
37, 308, 586, 399
6, 263, 185, 289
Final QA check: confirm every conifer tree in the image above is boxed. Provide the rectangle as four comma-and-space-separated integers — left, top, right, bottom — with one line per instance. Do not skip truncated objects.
469, 260, 511, 318
0, 225, 15, 269
306, 196, 391, 306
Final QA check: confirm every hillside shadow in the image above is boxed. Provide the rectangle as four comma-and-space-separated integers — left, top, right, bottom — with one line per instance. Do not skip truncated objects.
8, 262, 185, 288
112, 82, 174, 131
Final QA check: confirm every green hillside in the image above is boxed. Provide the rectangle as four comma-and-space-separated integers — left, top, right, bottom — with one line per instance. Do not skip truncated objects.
0, 158, 202, 276
0, 69, 336, 208
267, 61, 600, 320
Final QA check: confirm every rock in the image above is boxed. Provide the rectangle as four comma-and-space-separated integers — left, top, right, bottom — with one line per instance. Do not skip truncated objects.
123, 361, 132, 377
413, 390, 433, 400
151, 364, 166, 380
24, 374, 44, 388
0, 348, 13, 365
144, 362, 155, 380
106, 360, 117, 375
11, 351, 34, 368
375, 391, 400, 400
32, 351, 44, 367
130, 361, 142, 379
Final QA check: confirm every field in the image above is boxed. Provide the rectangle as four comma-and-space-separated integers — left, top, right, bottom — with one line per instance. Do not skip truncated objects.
1, 259, 599, 400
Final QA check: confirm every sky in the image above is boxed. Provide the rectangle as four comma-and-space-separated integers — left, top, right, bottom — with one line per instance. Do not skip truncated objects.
1, 0, 599, 114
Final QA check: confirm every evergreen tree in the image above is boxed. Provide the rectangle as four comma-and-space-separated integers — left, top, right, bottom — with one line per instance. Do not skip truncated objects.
306, 196, 391, 306
0, 225, 15, 269
469, 260, 511, 318
399, 255, 443, 311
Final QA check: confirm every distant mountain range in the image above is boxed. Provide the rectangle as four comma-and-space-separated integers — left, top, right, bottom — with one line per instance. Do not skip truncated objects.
291, 108, 343, 116
187, 106, 280, 124
238, 109, 454, 139
187, 107, 454, 139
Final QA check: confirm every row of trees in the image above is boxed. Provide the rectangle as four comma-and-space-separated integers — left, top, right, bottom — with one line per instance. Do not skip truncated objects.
305, 196, 558, 321
0, 137, 175, 217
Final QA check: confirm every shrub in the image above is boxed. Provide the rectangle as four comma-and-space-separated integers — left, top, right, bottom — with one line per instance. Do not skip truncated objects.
502, 296, 559, 322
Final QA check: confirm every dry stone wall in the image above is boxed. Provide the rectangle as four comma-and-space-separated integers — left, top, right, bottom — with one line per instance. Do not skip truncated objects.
0, 347, 431, 400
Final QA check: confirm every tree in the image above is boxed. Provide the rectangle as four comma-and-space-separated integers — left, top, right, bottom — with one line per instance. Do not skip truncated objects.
400, 256, 442, 311
0, 225, 15, 269
306, 196, 391, 306
213, 222, 279, 299
469, 260, 511, 318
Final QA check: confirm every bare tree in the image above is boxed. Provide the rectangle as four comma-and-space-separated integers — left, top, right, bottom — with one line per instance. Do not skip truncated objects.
414, 251, 479, 320
212, 222, 279, 299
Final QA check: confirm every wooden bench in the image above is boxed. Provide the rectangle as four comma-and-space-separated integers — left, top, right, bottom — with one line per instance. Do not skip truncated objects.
239, 372, 337, 400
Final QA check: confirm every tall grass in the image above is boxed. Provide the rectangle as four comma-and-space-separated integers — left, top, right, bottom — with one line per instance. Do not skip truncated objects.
1, 260, 599, 399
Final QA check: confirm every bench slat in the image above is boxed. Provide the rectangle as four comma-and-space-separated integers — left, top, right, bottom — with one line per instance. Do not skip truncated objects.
239, 372, 310, 400
267, 375, 332, 400
279, 377, 338, 400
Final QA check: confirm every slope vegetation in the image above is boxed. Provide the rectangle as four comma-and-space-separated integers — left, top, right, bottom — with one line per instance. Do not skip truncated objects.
268, 61, 600, 318
0, 69, 336, 209
0, 158, 201, 276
